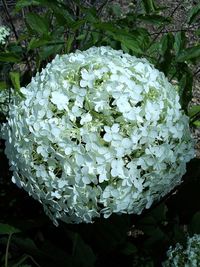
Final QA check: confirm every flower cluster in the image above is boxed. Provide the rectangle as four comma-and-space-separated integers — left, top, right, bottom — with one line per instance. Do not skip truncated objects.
163, 234, 200, 266
2, 46, 194, 225
0, 26, 10, 45
0, 89, 12, 117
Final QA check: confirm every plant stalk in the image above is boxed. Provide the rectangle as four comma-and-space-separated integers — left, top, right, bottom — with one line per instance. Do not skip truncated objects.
5, 233, 12, 267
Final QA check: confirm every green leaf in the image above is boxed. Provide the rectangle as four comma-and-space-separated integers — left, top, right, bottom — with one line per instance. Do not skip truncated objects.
94, 23, 149, 54
10, 72, 20, 90
142, 0, 158, 14
9, 255, 31, 267
137, 14, 170, 25
15, 0, 42, 11
28, 38, 49, 50
53, 6, 74, 26
178, 66, 193, 110
158, 33, 174, 74
84, 7, 99, 23
8, 44, 23, 54
144, 227, 166, 247
189, 105, 200, 127
70, 19, 86, 31
187, 3, 200, 24
121, 242, 137, 255
159, 33, 174, 55
174, 32, 186, 55
189, 211, 200, 234
0, 223, 20, 234
193, 120, 200, 127
72, 233, 96, 267
12, 236, 73, 267
93, 22, 119, 32
188, 105, 200, 118
109, 3, 122, 17
138, 216, 156, 234
26, 13, 49, 35
0, 81, 7, 89
150, 204, 168, 222
173, 224, 187, 244
176, 45, 200, 62
119, 36, 143, 54
196, 28, 200, 36
15, 0, 60, 11
159, 34, 169, 54
38, 44, 63, 60
0, 52, 20, 63
65, 35, 74, 53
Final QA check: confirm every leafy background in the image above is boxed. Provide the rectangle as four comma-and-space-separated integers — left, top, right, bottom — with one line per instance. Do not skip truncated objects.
0, 0, 200, 266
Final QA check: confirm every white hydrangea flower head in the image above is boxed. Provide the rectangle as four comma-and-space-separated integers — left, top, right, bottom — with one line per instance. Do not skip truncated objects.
163, 234, 200, 267
2, 46, 194, 225
0, 89, 12, 117
0, 26, 10, 45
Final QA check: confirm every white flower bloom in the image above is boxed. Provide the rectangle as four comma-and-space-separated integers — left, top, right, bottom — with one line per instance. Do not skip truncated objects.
51, 91, 69, 110
163, 234, 200, 267
2, 46, 194, 225
111, 159, 125, 178
0, 89, 12, 117
80, 113, 92, 125
116, 96, 132, 113
103, 124, 121, 142
0, 26, 10, 45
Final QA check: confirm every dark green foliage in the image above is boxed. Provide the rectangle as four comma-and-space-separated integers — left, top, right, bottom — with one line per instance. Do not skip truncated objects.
0, 0, 199, 111
0, 0, 200, 266
187, 3, 200, 24
1, 146, 200, 266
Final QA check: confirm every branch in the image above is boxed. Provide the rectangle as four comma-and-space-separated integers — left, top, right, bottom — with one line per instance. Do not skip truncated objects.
2, 0, 33, 75
194, 68, 200, 76
97, 0, 111, 16
147, 0, 183, 50
5, 233, 12, 267
2, 0, 18, 40
150, 27, 196, 35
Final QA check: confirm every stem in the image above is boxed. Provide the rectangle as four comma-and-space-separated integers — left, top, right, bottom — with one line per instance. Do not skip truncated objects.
194, 68, 200, 76
28, 255, 41, 267
150, 27, 196, 35
13, 254, 41, 267
80, 24, 91, 49
97, 0, 111, 16
5, 233, 12, 267
68, 0, 77, 16
2, 0, 33, 75
169, 70, 178, 82
74, 4, 80, 50
72, 233, 78, 256
147, 0, 183, 50
2, 0, 18, 40
190, 111, 200, 122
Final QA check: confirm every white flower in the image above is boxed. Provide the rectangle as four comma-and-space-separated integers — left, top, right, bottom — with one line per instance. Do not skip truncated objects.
80, 69, 95, 88
111, 159, 125, 178
103, 124, 121, 142
0, 89, 11, 117
163, 234, 200, 267
2, 46, 194, 225
0, 26, 10, 45
80, 113, 92, 125
116, 96, 132, 113
51, 91, 69, 110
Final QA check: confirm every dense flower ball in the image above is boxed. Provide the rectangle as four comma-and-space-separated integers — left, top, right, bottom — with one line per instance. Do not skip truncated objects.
0, 26, 10, 45
163, 234, 200, 266
2, 47, 194, 224
0, 89, 11, 116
